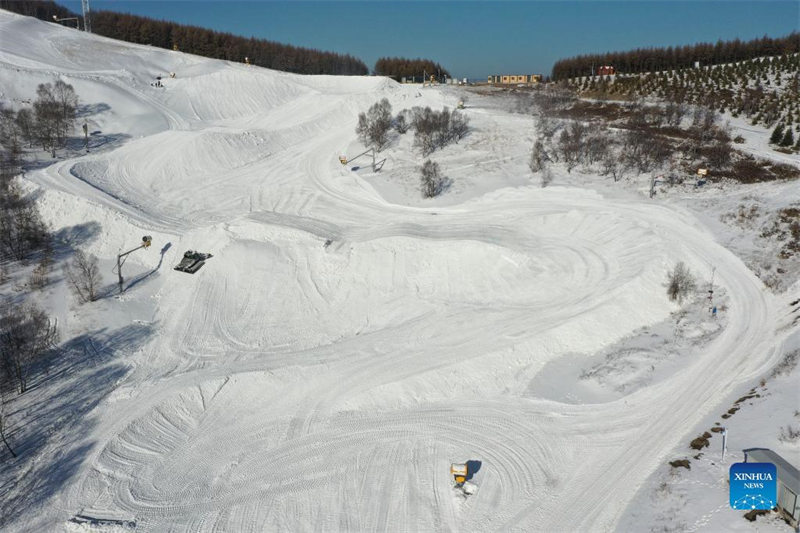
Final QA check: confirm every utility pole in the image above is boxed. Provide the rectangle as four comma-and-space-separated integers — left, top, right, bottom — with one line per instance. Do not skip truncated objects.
116, 236, 152, 294
81, 0, 92, 33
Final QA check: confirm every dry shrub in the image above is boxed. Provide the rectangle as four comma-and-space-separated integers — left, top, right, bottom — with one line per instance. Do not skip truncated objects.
669, 459, 690, 469
730, 159, 773, 183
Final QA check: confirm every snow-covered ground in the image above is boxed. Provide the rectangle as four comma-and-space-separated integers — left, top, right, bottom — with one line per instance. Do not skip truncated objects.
0, 11, 798, 532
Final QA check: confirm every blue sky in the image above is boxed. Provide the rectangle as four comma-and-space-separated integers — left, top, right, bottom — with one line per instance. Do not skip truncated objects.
59, 1, 799, 78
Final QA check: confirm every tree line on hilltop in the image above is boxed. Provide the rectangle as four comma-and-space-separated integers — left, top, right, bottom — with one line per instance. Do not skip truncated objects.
552, 32, 800, 80
374, 57, 451, 80
0, 0, 368, 75
1, 2, 453, 79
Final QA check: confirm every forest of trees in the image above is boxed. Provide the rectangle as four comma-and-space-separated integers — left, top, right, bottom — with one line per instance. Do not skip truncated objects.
552, 32, 800, 80
0, 0, 368, 75
374, 57, 451, 80
566, 53, 800, 131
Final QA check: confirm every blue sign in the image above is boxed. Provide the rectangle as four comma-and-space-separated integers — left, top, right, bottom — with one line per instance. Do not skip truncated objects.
730, 462, 777, 510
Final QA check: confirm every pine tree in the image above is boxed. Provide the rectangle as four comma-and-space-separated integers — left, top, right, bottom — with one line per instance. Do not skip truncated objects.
770, 123, 784, 144
780, 128, 794, 147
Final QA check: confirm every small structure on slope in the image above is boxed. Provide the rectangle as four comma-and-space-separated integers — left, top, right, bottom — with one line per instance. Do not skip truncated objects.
743, 448, 800, 529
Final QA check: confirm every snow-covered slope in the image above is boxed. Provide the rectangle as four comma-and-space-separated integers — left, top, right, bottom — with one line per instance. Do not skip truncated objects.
0, 10, 795, 532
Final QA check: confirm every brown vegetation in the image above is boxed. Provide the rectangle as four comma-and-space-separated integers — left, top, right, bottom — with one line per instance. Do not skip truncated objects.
690, 432, 711, 450
669, 459, 690, 469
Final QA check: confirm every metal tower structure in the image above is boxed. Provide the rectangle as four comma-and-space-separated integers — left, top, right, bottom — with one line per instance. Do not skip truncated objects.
81, 0, 91, 32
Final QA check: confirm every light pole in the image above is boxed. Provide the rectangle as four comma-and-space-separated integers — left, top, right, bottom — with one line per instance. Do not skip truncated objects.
338, 148, 377, 172
116, 236, 152, 294
52, 15, 80, 29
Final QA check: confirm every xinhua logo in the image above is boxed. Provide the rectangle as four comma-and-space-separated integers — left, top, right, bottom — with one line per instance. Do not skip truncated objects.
730, 462, 777, 510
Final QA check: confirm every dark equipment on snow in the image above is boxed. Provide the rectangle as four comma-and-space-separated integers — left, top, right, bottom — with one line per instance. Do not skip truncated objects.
174, 250, 213, 274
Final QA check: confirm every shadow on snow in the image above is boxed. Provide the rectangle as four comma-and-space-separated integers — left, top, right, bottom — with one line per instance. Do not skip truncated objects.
0, 322, 154, 529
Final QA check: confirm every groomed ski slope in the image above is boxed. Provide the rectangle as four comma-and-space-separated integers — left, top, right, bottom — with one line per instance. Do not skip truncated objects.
0, 11, 789, 532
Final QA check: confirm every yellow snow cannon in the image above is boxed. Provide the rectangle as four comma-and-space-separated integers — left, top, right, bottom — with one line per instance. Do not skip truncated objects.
451, 463, 468, 485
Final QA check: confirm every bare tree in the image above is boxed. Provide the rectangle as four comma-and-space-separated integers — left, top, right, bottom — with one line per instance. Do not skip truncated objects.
412, 107, 440, 156
355, 98, 393, 152
65, 249, 101, 303
355, 113, 369, 146
540, 166, 553, 188
623, 129, 670, 174
535, 115, 559, 138
626, 100, 649, 129
33, 83, 63, 157
666, 261, 696, 304
701, 107, 718, 131
0, 107, 20, 147
665, 101, 687, 127
29, 262, 49, 290
411, 106, 468, 154
52, 80, 79, 143
529, 139, 550, 173
532, 86, 576, 115
420, 159, 447, 198
449, 109, 469, 142
394, 110, 410, 134
14, 108, 35, 148
585, 130, 611, 165
706, 137, 733, 168
0, 301, 58, 394
557, 121, 587, 173
432, 107, 452, 148
0, 182, 50, 261
601, 151, 628, 182
0, 390, 16, 458
0, 124, 23, 190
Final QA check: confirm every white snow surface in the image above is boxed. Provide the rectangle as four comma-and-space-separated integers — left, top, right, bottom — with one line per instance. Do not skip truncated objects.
0, 11, 797, 532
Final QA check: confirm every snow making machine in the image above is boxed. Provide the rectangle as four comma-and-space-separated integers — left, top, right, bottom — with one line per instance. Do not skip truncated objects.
451, 463, 468, 485
451, 463, 477, 495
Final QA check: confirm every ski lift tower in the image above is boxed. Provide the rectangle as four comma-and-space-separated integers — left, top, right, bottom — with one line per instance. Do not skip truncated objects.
115, 236, 152, 294
81, 0, 92, 32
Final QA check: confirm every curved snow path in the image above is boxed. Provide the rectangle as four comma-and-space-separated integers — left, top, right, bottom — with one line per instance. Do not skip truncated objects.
0, 13, 784, 532
64, 193, 775, 532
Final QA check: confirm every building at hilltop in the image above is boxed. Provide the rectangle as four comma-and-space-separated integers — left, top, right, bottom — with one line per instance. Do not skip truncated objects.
487, 74, 541, 86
